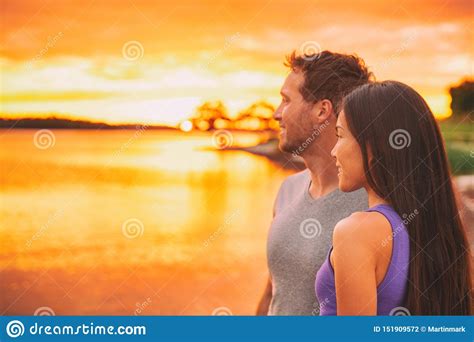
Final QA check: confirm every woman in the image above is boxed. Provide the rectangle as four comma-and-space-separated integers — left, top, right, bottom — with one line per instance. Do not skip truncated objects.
315, 81, 472, 315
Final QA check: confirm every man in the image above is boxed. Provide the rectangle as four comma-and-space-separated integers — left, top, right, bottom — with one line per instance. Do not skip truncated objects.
257, 50, 373, 315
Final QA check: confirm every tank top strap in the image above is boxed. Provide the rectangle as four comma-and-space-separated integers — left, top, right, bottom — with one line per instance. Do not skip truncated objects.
365, 204, 410, 286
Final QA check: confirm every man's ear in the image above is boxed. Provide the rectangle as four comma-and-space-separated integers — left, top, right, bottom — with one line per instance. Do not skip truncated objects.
312, 99, 333, 124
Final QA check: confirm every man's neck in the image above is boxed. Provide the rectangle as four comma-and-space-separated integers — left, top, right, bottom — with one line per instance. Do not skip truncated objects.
302, 149, 339, 200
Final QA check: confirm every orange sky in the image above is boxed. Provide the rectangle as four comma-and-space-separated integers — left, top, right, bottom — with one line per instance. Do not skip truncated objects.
1, 0, 473, 125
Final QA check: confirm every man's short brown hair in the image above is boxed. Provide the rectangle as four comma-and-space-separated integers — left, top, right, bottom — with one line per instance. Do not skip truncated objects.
285, 50, 374, 113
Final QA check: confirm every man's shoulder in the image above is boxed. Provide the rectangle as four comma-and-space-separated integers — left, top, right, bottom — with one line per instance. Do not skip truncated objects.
337, 187, 368, 202
331, 187, 369, 215
273, 169, 310, 214
281, 168, 310, 189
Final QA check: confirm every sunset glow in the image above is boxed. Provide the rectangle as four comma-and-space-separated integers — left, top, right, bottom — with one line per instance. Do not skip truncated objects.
1, 0, 472, 318
1, 0, 473, 124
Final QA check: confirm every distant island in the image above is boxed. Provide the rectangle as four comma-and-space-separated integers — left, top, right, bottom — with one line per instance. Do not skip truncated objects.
0, 100, 279, 132
0, 117, 177, 130
1, 79, 471, 131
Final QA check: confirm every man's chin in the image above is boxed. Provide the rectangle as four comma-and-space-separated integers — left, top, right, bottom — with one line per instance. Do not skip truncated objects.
278, 140, 295, 154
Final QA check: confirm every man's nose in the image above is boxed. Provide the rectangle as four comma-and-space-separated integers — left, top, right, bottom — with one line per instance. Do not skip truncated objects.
273, 105, 282, 121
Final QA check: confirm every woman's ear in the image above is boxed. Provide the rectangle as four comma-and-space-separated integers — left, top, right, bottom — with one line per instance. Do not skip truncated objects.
367, 143, 373, 164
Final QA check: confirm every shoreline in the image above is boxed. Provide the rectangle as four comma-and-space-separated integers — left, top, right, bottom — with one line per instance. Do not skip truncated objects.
225, 138, 306, 171
227, 139, 474, 214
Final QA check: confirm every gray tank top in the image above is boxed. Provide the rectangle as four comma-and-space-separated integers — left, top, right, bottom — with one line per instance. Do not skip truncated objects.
267, 169, 368, 315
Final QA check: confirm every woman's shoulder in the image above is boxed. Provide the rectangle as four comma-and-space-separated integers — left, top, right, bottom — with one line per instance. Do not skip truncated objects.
333, 210, 393, 252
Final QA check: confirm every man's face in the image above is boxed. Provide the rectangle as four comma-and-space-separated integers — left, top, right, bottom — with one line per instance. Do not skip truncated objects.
273, 70, 316, 154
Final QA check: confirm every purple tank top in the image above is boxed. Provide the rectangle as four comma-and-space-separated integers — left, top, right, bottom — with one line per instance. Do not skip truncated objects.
315, 204, 410, 315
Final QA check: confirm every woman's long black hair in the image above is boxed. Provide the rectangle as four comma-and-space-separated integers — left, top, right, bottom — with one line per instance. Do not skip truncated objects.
342, 81, 472, 315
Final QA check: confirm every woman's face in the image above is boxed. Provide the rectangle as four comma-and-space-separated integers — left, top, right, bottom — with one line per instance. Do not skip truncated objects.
331, 110, 367, 192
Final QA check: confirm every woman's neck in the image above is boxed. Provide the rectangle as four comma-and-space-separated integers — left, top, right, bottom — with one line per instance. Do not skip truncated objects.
366, 186, 389, 208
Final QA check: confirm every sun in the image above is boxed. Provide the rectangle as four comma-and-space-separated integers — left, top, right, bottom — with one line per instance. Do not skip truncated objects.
179, 120, 193, 132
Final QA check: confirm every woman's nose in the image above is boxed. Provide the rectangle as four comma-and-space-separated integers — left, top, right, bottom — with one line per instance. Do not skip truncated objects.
330, 144, 337, 158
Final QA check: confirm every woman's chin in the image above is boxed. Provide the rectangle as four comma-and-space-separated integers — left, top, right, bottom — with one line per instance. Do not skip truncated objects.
338, 178, 353, 193
339, 179, 363, 193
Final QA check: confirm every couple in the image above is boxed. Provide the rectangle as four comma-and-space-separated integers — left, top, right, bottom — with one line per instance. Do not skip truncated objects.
257, 50, 472, 316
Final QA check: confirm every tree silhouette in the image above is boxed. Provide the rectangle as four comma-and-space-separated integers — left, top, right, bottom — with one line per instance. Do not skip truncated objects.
192, 100, 230, 130
235, 101, 278, 130
449, 79, 474, 117
237, 101, 275, 119
185, 100, 279, 131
